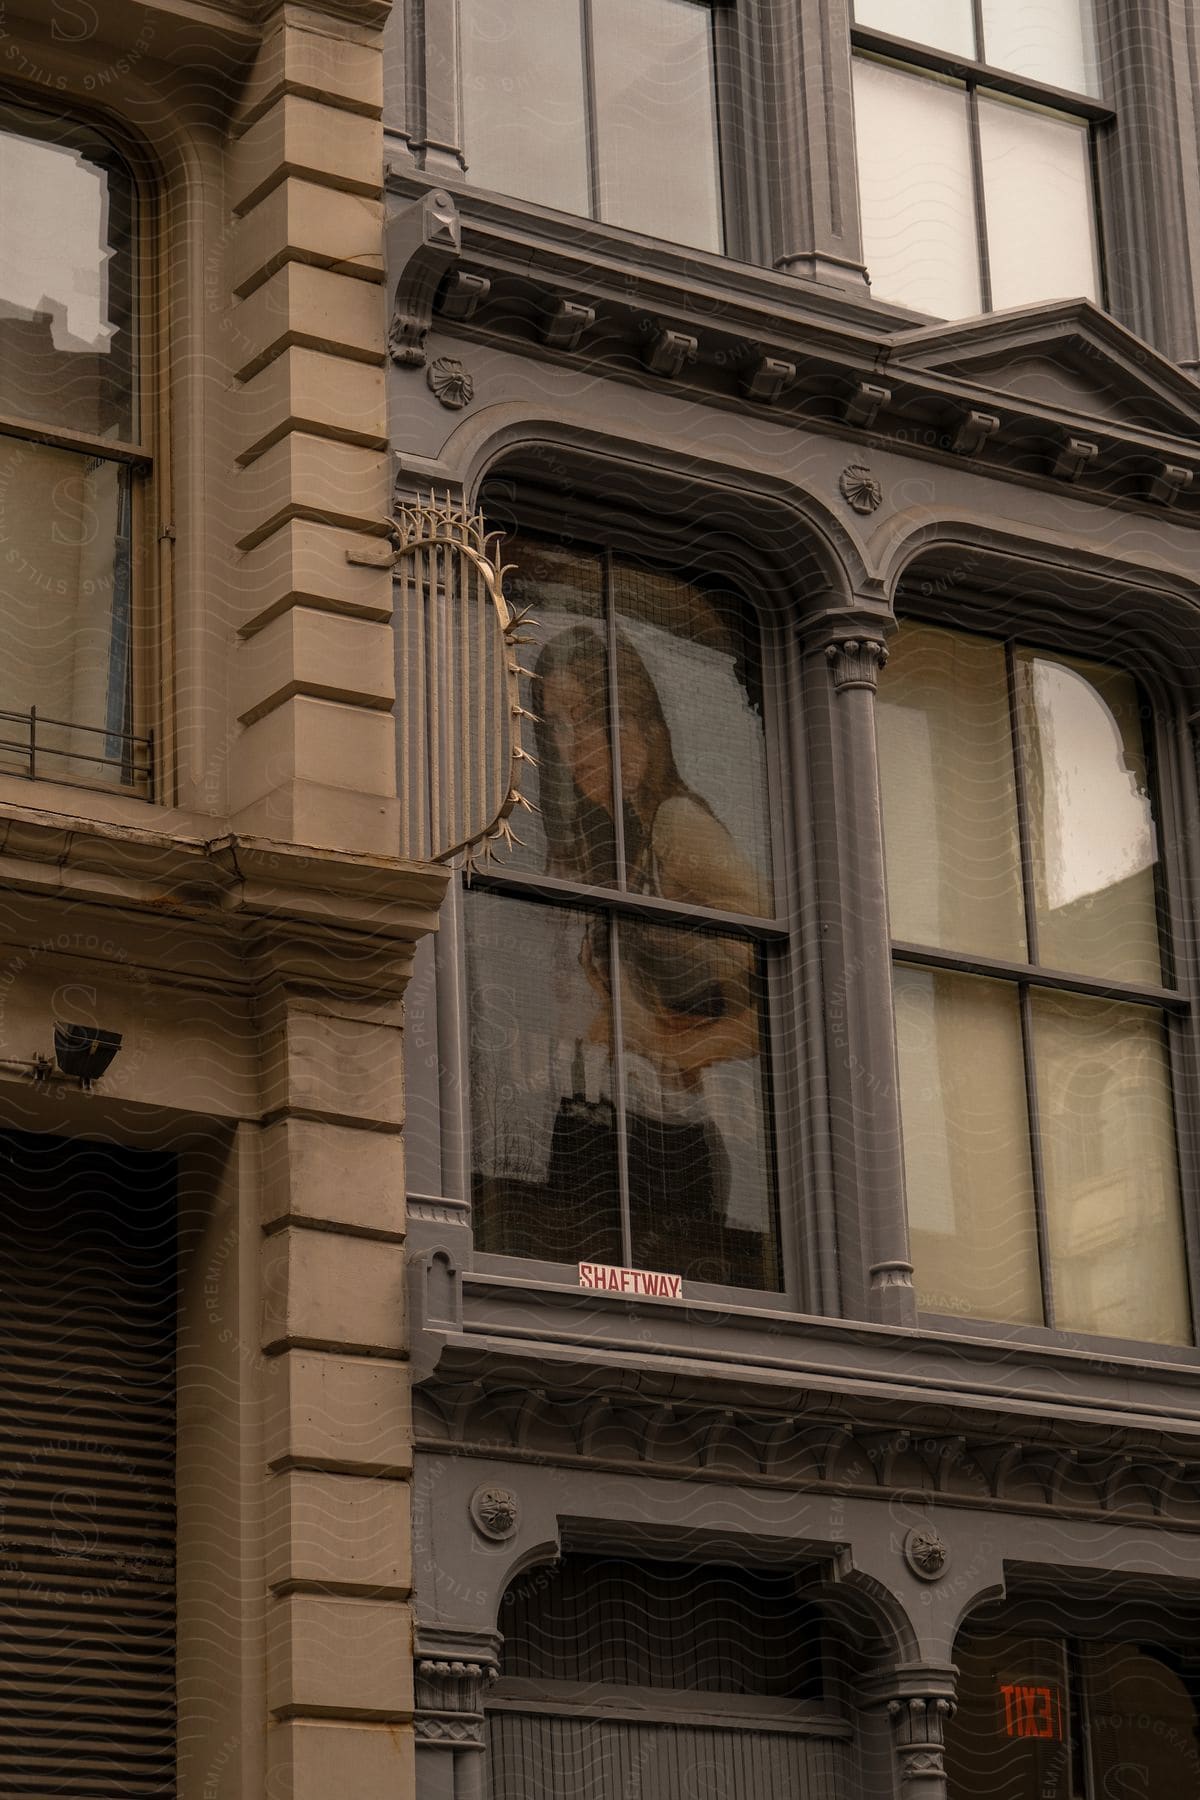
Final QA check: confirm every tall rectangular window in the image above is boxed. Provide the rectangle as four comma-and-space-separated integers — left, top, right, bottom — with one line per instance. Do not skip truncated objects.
463, 533, 780, 1290
459, 0, 724, 252
851, 0, 1104, 318
0, 102, 151, 793
878, 621, 1192, 1345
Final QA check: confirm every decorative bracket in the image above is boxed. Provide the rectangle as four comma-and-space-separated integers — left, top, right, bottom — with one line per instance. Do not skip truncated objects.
1148, 462, 1193, 506
543, 298, 596, 351
644, 327, 698, 378
952, 410, 1000, 456
1052, 436, 1099, 482
742, 355, 796, 404
439, 270, 491, 322
386, 189, 461, 368
845, 381, 891, 431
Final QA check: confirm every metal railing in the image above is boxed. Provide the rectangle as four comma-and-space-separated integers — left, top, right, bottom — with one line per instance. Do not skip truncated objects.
0, 706, 154, 796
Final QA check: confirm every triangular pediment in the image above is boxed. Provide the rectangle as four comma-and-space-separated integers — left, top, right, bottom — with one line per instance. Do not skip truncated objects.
885, 300, 1200, 445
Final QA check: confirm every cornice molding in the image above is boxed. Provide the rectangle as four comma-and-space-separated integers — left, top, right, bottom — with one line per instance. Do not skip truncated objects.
386, 174, 1200, 523
0, 811, 448, 988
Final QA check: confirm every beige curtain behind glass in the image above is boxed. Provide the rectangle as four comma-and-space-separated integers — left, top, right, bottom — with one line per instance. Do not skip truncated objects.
879, 622, 1025, 960
894, 964, 1043, 1323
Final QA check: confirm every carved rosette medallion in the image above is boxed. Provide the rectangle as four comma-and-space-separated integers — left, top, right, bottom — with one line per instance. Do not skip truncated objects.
839, 462, 883, 513
904, 1525, 950, 1582
470, 1483, 520, 1541
427, 356, 475, 409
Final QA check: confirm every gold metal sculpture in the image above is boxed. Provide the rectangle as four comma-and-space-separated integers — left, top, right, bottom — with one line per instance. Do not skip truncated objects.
391, 492, 535, 869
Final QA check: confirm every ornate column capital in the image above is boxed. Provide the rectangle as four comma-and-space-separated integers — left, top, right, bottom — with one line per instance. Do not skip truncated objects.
865, 1663, 959, 1800
824, 633, 890, 693
413, 1625, 503, 1751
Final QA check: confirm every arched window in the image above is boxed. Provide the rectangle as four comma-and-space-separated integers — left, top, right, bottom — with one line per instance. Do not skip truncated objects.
0, 100, 152, 793
463, 528, 783, 1290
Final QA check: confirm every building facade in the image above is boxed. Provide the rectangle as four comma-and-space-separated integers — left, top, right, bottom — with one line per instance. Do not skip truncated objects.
387, 3, 1200, 1798
0, 3, 434, 1799
5, 2, 1200, 1799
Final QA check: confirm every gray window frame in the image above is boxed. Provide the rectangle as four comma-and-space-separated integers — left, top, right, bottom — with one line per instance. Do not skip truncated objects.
889, 593, 1200, 1351
421, 496, 814, 1315
850, 10, 1113, 317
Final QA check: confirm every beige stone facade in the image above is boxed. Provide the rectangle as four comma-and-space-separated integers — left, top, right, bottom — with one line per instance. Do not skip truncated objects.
0, 2, 429, 1796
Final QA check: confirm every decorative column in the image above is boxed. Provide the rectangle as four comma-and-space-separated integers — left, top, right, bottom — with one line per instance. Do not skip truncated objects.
864, 1665, 958, 1800
745, 0, 870, 288
414, 1626, 502, 1800
803, 609, 914, 1326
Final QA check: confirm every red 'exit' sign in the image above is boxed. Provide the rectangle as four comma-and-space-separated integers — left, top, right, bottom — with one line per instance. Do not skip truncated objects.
999, 1683, 1065, 1741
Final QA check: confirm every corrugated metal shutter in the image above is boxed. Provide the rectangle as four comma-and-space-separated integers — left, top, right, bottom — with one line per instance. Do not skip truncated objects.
488, 1714, 854, 1798
0, 1131, 176, 1798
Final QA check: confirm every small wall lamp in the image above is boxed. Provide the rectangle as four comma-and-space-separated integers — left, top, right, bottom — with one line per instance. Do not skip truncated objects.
52, 1022, 123, 1088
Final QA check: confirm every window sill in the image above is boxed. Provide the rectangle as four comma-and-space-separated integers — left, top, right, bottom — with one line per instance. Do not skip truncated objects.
414, 1263, 1200, 1443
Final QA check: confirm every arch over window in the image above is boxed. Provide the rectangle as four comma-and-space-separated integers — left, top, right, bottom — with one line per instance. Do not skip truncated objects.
488, 1554, 852, 1799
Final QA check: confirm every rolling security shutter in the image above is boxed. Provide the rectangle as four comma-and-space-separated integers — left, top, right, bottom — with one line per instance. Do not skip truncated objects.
0, 1131, 176, 1798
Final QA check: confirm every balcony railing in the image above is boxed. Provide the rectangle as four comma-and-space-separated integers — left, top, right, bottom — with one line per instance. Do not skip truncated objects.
0, 706, 154, 796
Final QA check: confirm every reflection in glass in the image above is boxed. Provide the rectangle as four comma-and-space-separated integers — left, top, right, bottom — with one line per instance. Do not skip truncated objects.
853, 59, 981, 318
980, 98, 1099, 311
879, 623, 1025, 960
980, 0, 1099, 97
619, 918, 777, 1287
0, 108, 135, 439
947, 1631, 1072, 1800
613, 563, 772, 912
465, 892, 780, 1288
1015, 651, 1161, 983
895, 966, 1043, 1324
459, 0, 590, 218
852, 0, 976, 58
1085, 1645, 1200, 1794
494, 536, 611, 881
1033, 990, 1189, 1345
466, 891, 623, 1266
0, 441, 134, 783
592, 0, 722, 251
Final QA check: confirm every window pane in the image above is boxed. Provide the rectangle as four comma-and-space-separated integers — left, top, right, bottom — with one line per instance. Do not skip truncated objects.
895, 966, 1043, 1325
465, 891, 623, 1265
853, 60, 981, 318
1033, 990, 1190, 1345
979, 0, 1100, 97
852, 0, 975, 59
460, 0, 590, 217
620, 917, 778, 1288
0, 441, 135, 785
1015, 651, 1161, 984
979, 97, 1098, 311
0, 108, 135, 440
591, 0, 723, 250
613, 564, 772, 913
879, 623, 1025, 960
495, 537, 616, 884
947, 1631, 1071, 1800
1084, 1646, 1200, 1794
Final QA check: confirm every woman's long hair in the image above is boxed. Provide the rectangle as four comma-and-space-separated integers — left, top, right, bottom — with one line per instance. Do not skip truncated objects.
531, 626, 692, 887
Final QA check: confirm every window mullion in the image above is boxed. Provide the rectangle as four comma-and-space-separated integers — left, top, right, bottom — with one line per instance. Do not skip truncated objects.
606, 915, 635, 1268
967, 83, 993, 315
1018, 980, 1056, 1331
603, 548, 628, 888
580, 0, 602, 223
1006, 641, 1041, 967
